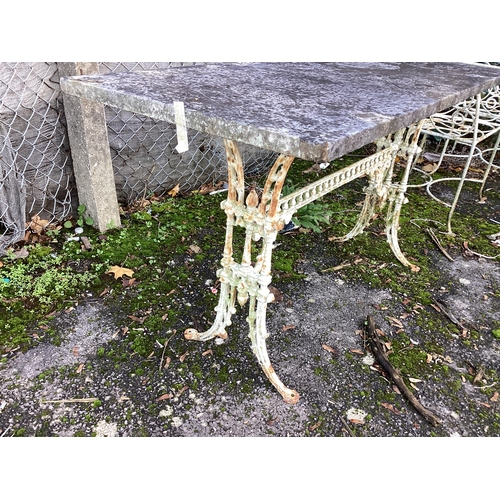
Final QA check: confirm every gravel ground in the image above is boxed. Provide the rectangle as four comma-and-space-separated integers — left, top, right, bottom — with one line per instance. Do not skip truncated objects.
2, 168, 500, 442
1, 249, 499, 438
2, 177, 500, 498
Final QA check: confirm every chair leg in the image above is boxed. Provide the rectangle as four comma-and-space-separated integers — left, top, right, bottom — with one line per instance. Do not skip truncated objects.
446, 141, 477, 234
479, 131, 500, 199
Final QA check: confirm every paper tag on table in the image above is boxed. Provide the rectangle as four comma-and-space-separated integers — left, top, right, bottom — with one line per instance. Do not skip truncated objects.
174, 101, 189, 153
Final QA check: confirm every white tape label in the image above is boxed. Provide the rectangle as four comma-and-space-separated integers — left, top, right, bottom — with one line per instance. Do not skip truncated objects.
174, 101, 189, 153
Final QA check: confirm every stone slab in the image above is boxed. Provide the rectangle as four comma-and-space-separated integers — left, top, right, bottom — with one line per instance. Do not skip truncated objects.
61, 62, 500, 162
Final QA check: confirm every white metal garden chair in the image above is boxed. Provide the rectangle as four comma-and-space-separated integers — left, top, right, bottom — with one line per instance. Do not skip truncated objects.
412, 69, 500, 234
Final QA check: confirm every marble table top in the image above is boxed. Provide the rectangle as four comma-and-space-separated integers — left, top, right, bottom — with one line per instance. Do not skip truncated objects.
61, 62, 500, 162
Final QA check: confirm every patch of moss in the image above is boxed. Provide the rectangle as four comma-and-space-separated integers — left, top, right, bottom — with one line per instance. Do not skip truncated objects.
387, 335, 431, 379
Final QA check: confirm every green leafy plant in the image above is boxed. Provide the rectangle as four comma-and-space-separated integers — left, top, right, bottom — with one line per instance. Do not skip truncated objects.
64, 204, 94, 229
281, 181, 334, 233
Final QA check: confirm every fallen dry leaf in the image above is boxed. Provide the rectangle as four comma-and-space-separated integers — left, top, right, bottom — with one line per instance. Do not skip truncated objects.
202, 349, 213, 357
408, 377, 423, 384
350, 349, 365, 355
309, 421, 322, 431
168, 184, 180, 197
322, 344, 336, 354
76, 363, 84, 374
282, 324, 296, 331
176, 385, 189, 397
422, 163, 439, 173
127, 315, 144, 323
348, 418, 365, 425
179, 352, 188, 362
198, 182, 220, 194
387, 316, 404, 329
188, 244, 202, 254
156, 393, 174, 401
268, 285, 283, 303
106, 265, 134, 279
303, 164, 322, 174
12, 247, 29, 259
490, 392, 499, 402
381, 402, 402, 415
27, 215, 50, 234
122, 278, 136, 288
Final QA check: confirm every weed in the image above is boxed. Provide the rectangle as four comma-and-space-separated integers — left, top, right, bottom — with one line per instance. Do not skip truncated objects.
63, 204, 94, 229
282, 180, 334, 233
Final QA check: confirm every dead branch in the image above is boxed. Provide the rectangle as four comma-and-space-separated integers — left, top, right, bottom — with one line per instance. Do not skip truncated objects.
365, 315, 441, 426
432, 300, 479, 332
432, 300, 464, 329
426, 228, 454, 261
322, 258, 363, 273
40, 398, 99, 404
339, 415, 355, 436
159, 329, 178, 372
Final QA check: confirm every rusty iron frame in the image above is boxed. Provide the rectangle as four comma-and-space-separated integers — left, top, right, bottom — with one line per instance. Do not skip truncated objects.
185, 127, 423, 404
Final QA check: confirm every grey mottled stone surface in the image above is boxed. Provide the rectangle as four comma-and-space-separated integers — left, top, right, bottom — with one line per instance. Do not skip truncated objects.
61, 62, 500, 162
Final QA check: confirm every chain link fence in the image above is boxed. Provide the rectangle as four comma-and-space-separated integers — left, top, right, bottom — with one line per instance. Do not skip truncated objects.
0, 62, 276, 254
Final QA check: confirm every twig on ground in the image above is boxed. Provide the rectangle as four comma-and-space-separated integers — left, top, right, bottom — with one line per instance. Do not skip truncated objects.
322, 258, 363, 273
432, 300, 463, 328
40, 398, 99, 404
1, 425, 12, 437
365, 315, 441, 427
433, 300, 478, 332
465, 249, 500, 260
160, 329, 178, 372
426, 228, 454, 261
409, 218, 444, 229
339, 415, 355, 436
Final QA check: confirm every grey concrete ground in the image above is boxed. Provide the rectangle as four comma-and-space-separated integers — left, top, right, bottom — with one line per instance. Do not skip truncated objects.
2, 159, 500, 439
1, 246, 499, 438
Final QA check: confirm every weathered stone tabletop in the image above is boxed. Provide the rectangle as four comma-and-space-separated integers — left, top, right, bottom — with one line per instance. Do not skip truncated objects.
61, 62, 500, 162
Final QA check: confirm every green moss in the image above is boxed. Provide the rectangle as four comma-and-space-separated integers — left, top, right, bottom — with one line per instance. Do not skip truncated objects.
2, 146, 499, 438
387, 336, 430, 379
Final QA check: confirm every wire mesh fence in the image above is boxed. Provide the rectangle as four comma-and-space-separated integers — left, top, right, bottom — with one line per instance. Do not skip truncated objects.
0, 62, 277, 254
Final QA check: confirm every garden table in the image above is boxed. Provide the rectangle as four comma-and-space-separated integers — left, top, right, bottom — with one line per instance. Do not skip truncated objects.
61, 62, 500, 403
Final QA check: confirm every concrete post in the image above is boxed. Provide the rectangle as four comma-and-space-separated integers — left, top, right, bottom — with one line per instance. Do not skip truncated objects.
58, 62, 121, 232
